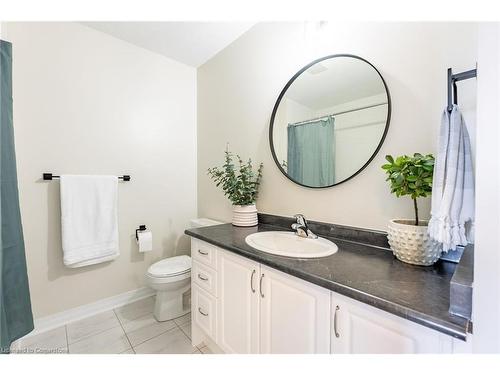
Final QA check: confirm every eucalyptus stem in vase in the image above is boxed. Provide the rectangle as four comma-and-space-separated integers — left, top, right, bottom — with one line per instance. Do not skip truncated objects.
208, 149, 263, 227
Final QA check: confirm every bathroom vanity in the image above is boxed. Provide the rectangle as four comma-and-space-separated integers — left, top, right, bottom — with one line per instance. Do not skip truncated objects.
185, 216, 472, 354
184, 54, 473, 354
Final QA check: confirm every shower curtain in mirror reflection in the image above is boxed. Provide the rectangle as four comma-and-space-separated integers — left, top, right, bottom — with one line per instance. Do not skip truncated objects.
287, 117, 335, 187
0, 40, 34, 353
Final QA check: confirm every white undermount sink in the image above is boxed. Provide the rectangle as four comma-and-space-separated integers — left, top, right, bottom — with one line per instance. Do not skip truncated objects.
245, 231, 338, 258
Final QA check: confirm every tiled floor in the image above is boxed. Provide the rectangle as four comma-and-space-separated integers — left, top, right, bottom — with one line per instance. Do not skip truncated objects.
13, 297, 213, 354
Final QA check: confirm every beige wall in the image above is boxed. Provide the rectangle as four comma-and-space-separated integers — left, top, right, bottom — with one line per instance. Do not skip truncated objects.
197, 22, 477, 230
3, 22, 197, 318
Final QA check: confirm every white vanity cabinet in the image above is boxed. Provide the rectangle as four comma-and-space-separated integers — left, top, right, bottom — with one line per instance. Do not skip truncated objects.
217, 249, 260, 353
216, 249, 330, 353
191, 239, 331, 354
330, 291, 453, 353
191, 239, 461, 354
259, 264, 331, 353
191, 239, 220, 346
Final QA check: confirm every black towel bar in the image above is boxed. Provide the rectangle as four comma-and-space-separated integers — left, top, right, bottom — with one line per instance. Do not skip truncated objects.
447, 67, 477, 112
43, 173, 130, 181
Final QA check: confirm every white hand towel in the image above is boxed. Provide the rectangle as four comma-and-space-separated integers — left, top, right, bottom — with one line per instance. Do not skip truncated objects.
60, 175, 119, 267
428, 105, 475, 251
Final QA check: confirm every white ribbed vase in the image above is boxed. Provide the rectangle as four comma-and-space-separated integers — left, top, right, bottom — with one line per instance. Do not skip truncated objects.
387, 219, 441, 266
232, 204, 258, 227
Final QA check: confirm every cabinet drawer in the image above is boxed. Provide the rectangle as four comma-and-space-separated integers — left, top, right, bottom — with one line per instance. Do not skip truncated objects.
192, 260, 218, 297
192, 285, 216, 341
191, 239, 218, 269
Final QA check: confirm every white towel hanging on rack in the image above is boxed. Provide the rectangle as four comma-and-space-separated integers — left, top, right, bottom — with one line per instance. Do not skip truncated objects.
428, 105, 475, 252
60, 175, 120, 267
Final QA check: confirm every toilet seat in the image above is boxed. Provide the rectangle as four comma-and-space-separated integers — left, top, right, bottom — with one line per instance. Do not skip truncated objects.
147, 255, 191, 279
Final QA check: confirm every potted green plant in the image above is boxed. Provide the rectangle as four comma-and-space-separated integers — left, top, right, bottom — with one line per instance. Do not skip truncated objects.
208, 149, 263, 227
382, 153, 441, 266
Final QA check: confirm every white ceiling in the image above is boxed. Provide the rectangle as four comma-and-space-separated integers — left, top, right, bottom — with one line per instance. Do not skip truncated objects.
83, 22, 255, 67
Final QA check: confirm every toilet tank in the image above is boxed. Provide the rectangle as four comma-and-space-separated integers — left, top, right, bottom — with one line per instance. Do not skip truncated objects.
190, 218, 223, 228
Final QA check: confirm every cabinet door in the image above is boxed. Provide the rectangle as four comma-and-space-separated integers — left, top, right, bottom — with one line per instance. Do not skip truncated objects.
217, 250, 260, 354
260, 265, 331, 354
331, 291, 451, 353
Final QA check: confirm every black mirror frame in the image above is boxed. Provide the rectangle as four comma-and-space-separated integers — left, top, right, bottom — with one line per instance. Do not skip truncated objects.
269, 54, 392, 189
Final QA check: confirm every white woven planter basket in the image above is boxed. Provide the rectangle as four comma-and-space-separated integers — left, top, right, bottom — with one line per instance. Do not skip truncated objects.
232, 204, 258, 227
387, 219, 441, 266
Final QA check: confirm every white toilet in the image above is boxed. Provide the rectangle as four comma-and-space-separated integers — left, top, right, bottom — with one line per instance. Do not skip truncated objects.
146, 255, 192, 321
146, 218, 222, 322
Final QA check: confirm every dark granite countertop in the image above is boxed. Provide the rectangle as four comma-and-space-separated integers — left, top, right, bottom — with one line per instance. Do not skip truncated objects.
185, 219, 470, 341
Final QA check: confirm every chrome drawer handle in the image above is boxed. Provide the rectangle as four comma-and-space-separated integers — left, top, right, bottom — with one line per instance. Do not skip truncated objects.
250, 269, 256, 293
259, 273, 264, 298
198, 307, 208, 317
198, 249, 209, 256
334, 305, 340, 338
198, 274, 209, 281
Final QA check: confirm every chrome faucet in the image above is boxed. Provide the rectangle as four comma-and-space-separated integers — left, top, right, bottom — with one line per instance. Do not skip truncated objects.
291, 214, 318, 239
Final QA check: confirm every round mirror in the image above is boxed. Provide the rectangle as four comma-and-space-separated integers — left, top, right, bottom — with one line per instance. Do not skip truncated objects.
269, 54, 391, 188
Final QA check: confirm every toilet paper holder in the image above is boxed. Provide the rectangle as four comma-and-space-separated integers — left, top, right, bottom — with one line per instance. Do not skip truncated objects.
136, 225, 147, 241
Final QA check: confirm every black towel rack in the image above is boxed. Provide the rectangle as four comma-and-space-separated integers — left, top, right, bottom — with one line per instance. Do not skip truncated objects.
43, 173, 131, 181
447, 67, 477, 112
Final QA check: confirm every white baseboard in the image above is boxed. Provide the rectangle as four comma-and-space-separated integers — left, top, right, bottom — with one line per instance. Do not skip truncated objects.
27, 287, 155, 337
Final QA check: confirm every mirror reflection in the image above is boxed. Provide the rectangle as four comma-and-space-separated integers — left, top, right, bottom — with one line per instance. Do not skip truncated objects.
270, 55, 390, 188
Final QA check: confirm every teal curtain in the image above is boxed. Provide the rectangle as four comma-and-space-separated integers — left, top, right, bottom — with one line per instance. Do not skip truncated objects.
0, 40, 33, 354
287, 117, 335, 187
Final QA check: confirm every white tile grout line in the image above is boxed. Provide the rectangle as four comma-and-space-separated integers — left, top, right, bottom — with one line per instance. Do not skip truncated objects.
63, 302, 141, 352
130, 320, 181, 350
114, 307, 183, 352
113, 305, 191, 353
113, 309, 135, 354
17, 300, 192, 355
114, 304, 152, 327
173, 314, 201, 354
121, 312, 196, 354
31, 300, 197, 354
171, 312, 212, 354
65, 314, 122, 347
27, 296, 154, 346
174, 316, 191, 335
